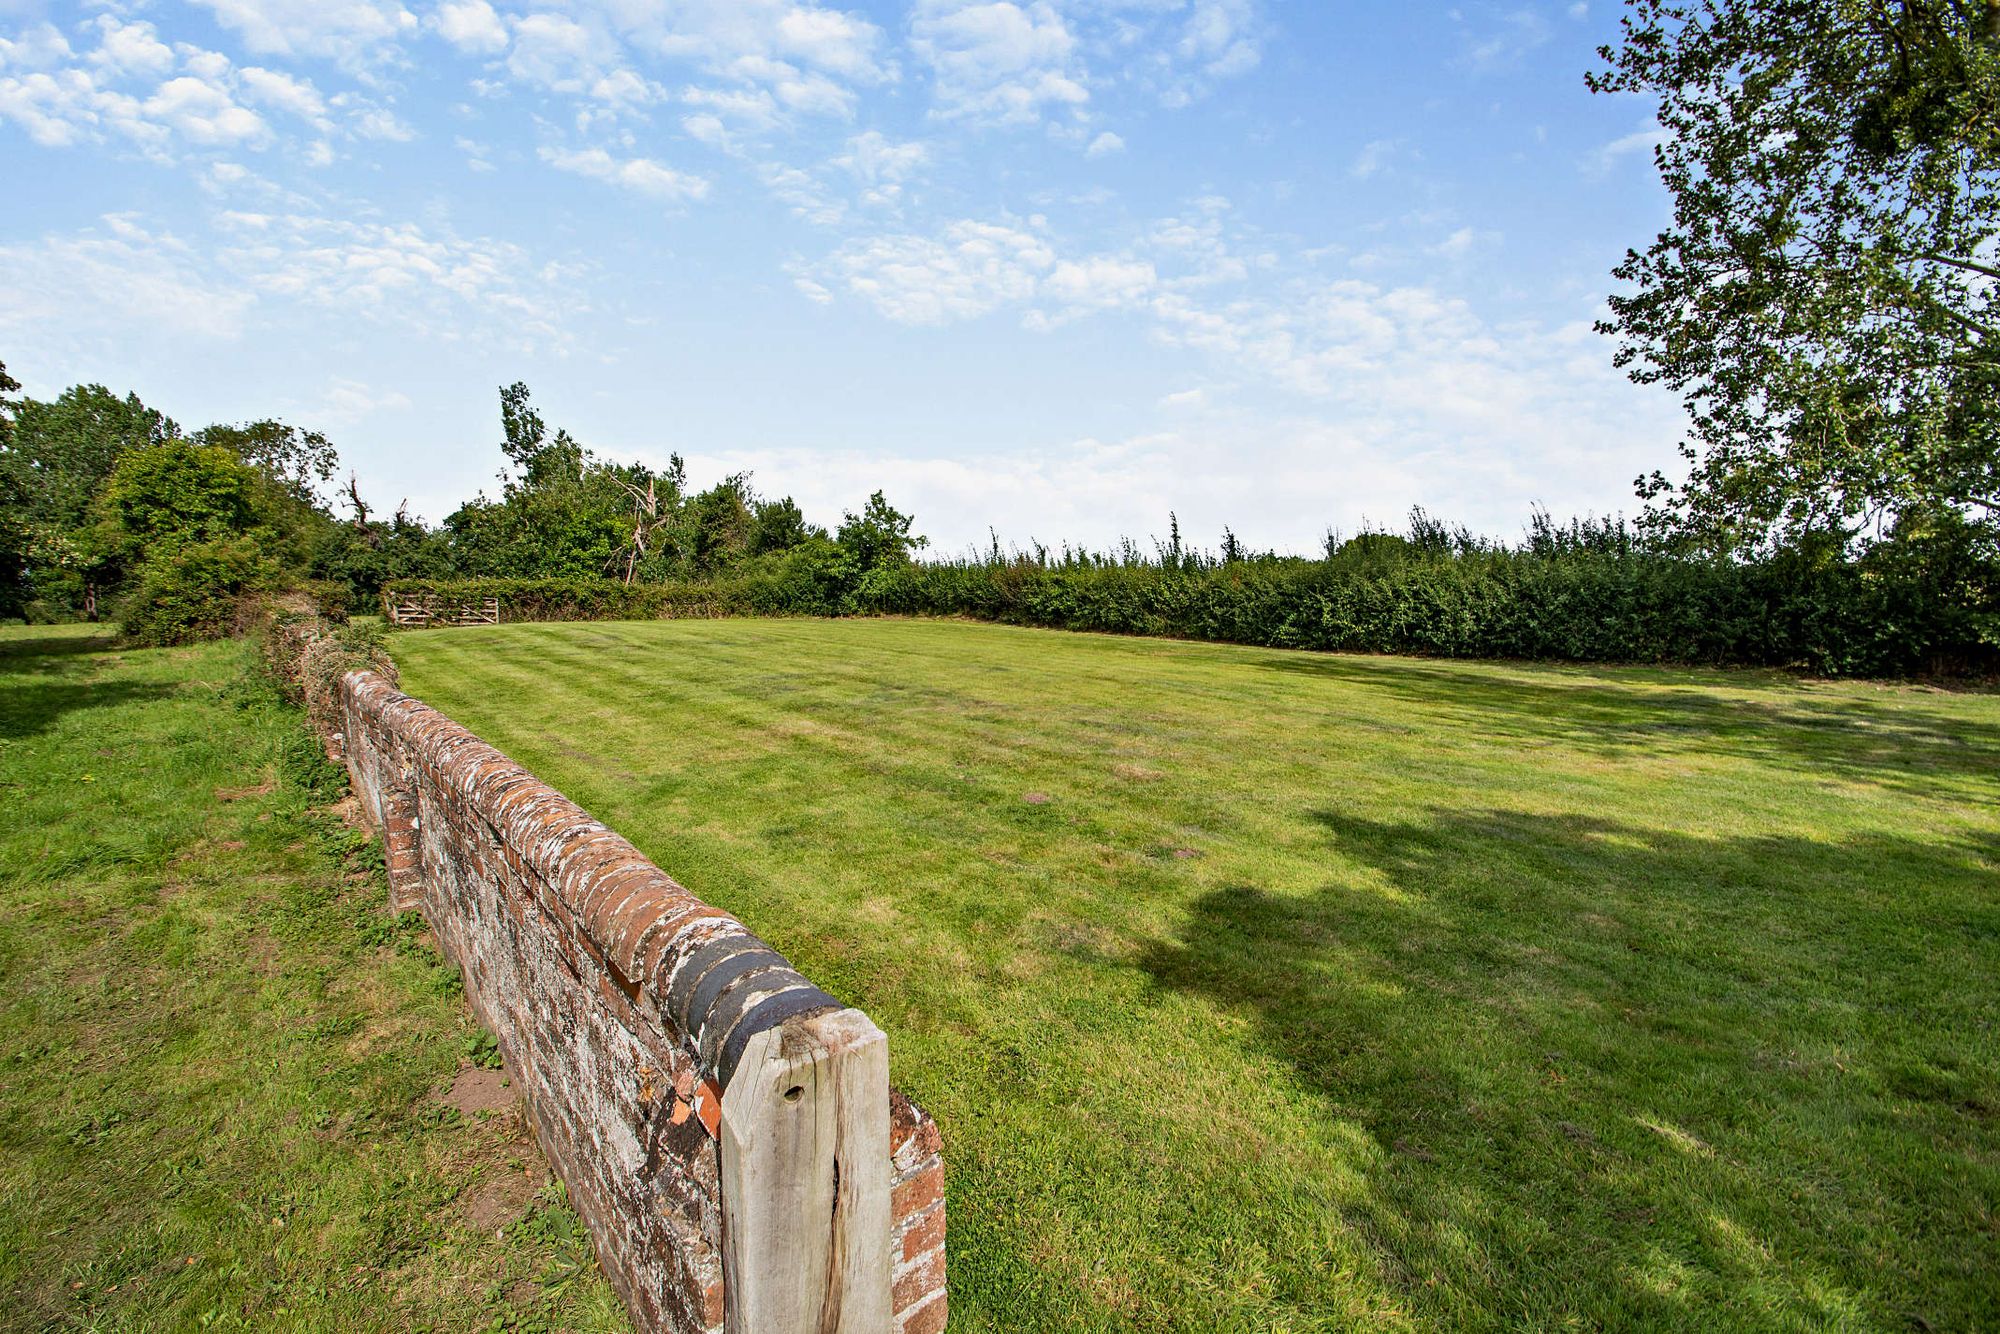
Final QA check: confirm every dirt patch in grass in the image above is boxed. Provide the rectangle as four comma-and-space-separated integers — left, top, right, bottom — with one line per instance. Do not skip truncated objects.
447, 1066, 518, 1118
1112, 763, 1164, 782
460, 1162, 543, 1233
213, 779, 274, 802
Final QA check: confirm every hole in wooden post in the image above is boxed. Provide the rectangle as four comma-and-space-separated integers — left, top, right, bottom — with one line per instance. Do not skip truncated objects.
783, 1084, 804, 1103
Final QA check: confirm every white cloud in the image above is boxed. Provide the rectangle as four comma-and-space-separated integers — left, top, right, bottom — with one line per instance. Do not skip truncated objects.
767, 64, 858, 116
910, 0, 1087, 124
238, 66, 328, 124
455, 134, 495, 170
774, 8, 885, 81
354, 107, 417, 140
670, 262, 1681, 553
0, 214, 256, 348
538, 145, 709, 201
461, 1, 891, 125
1176, 0, 1259, 80
210, 208, 583, 349
1429, 225, 1499, 260
1586, 120, 1666, 174
144, 75, 269, 146
189, 0, 418, 62
833, 129, 928, 183
760, 162, 847, 225
305, 376, 415, 425
828, 218, 1056, 323
0, 70, 113, 149
1032, 254, 1156, 324
1455, 7, 1552, 72
1085, 130, 1123, 157
682, 83, 783, 132
431, 0, 510, 55
660, 421, 1445, 559
0, 25, 405, 158
588, 68, 662, 108
0, 23, 74, 72
88, 18, 176, 77
1349, 137, 1399, 180
507, 12, 611, 92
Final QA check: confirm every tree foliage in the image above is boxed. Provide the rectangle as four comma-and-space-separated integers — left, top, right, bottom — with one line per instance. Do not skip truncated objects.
836, 490, 927, 571
1592, 0, 2000, 549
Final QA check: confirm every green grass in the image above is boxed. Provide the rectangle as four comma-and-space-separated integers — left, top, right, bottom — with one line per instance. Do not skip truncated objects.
391, 618, 2000, 1333
0, 625, 627, 1333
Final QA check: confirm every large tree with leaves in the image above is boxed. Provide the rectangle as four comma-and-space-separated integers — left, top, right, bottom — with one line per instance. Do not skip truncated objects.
1592, 0, 2000, 550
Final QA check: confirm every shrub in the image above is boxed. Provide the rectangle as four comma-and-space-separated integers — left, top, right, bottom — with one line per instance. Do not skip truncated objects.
119, 538, 270, 647
379, 532, 2000, 679
244, 590, 397, 736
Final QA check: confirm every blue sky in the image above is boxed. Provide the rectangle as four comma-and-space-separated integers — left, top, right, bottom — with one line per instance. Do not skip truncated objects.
1, 0, 1682, 553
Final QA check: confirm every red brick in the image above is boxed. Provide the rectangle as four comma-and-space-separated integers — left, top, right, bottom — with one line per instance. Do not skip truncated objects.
899, 1201, 946, 1262
892, 1248, 946, 1314
893, 1162, 945, 1221
899, 1292, 949, 1334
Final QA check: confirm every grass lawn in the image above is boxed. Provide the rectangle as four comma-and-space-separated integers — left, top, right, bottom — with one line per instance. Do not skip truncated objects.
392, 618, 2000, 1333
0, 625, 627, 1332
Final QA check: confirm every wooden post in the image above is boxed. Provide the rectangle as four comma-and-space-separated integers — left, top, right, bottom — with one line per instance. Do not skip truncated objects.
720, 1008, 893, 1334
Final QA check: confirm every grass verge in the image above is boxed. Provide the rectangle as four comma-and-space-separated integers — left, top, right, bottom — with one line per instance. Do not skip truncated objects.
391, 617, 2000, 1333
0, 624, 627, 1333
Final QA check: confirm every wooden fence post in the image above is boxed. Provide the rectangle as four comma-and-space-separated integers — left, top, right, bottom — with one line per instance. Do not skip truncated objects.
719, 1007, 893, 1334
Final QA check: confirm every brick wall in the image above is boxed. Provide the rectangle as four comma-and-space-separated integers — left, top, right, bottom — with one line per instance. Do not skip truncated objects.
332, 669, 945, 1333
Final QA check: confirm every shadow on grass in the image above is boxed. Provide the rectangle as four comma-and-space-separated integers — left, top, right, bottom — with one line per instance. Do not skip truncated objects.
0, 678, 179, 740
1256, 652, 2000, 797
0, 631, 121, 661
1139, 807, 1999, 1327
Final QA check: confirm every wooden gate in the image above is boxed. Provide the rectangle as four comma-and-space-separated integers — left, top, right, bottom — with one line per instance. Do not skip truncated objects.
383, 592, 501, 628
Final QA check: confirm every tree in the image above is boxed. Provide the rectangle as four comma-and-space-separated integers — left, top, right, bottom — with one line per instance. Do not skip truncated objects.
95, 440, 259, 562
446, 383, 659, 579
0, 361, 23, 617
194, 420, 338, 502
6, 384, 179, 534
750, 495, 819, 554
0, 360, 17, 450
681, 474, 755, 573
836, 491, 927, 571
1591, 0, 2000, 550
1, 383, 179, 617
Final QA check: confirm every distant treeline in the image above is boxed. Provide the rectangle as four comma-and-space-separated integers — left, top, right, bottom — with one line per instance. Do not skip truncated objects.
392, 506, 1998, 677
4, 368, 1995, 675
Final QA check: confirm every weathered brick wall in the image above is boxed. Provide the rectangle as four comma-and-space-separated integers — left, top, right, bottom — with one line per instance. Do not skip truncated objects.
332, 669, 946, 1333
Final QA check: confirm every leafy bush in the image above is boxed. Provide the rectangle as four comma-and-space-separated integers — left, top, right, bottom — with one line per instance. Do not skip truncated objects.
381, 522, 2000, 679
244, 590, 398, 735
118, 538, 270, 647
849, 539, 1999, 677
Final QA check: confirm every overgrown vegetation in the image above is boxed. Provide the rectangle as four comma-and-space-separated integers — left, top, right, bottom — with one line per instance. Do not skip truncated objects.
396, 617, 2000, 1333
390, 506, 1999, 676
6, 364, 1996, 676
0, 625, 627, 1332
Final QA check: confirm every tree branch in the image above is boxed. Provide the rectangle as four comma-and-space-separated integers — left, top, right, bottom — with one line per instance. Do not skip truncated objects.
1913, 251, 2000, 283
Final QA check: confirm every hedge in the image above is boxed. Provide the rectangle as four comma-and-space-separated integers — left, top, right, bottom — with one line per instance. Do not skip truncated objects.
382, 534, 1999, 679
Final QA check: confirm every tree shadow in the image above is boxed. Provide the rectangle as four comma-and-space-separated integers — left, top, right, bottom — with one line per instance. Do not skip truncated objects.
0, 633, 176, 740
1255, 652, 2000, 798
0, 631, 121, 662
1138, 807, 2000, 1328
